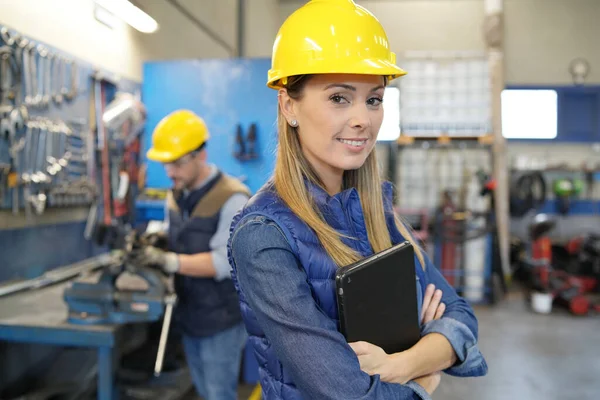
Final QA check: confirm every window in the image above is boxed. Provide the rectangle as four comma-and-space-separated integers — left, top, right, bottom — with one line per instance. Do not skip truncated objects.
501, 89, 558, 139
377, 87, 401, 141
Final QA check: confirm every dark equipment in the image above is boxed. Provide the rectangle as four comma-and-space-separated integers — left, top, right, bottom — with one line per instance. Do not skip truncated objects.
336, 241, 420, 354
510, 171, 547, 217
523, 214, 600, 316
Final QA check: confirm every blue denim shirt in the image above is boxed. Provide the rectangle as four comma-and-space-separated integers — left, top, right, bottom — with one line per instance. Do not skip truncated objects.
230, 215, 487, 399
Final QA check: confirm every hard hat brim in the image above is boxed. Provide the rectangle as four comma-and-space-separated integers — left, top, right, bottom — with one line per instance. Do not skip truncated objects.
267, 58, 407, 89
146, 148, 182, 164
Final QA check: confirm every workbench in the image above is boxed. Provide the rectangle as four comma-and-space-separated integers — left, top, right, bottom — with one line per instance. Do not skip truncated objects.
0, 265, 125, 400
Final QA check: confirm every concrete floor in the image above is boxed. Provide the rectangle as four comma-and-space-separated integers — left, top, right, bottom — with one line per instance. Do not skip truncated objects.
436, 290, 600, 400
186, 290, 600, 400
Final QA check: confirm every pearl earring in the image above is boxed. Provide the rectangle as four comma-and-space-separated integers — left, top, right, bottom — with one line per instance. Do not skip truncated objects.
290, 119, 298, 127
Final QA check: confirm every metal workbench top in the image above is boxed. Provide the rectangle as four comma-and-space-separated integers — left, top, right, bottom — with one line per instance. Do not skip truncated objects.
0, 276, 121, 347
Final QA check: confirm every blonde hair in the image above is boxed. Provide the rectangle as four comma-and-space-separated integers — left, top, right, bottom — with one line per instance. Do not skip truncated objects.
273, 75, 425, 268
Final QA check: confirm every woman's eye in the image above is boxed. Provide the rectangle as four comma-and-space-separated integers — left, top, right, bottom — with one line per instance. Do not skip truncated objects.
330, 94, 348, 104
367, 97, 383, 106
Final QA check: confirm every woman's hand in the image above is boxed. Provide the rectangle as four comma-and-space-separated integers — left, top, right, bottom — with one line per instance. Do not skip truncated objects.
421, 284, 445, 324
348, 341, 398, 383
413, 371, 442, 396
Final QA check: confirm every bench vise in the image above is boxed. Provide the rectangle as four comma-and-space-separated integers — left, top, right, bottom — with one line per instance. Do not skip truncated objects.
63, 258, 171, 325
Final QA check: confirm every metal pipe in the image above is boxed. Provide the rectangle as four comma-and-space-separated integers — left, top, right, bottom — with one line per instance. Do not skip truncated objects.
154, 293, 177, 376
237, 0, 245, 57
0, 254, 114, 298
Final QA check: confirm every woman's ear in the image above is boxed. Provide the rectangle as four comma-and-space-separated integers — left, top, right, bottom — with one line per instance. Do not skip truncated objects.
278, 89, 297, 126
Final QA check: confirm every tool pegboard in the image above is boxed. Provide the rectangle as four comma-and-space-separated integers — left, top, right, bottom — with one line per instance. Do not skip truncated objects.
0, 24, 141, 221
0, 24, 142, 284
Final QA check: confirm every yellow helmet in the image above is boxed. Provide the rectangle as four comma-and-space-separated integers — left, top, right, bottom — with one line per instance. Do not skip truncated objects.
267, 0, 406, 89
146, 110, 210, 163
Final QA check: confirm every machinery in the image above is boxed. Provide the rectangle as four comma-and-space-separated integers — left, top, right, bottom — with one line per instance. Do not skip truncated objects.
63, 222, 177, 376
525, 214, 599, 316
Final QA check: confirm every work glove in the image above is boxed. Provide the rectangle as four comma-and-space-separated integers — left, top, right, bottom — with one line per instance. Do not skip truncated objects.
137, 246, 180, 274
141, 231, 169, 250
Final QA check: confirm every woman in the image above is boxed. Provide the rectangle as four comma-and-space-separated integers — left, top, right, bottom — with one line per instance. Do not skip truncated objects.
227, 1, 488, 398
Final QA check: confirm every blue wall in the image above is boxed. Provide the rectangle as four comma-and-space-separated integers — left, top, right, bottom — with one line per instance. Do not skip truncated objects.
142, 59, 279, 194
0, 221, 104, 282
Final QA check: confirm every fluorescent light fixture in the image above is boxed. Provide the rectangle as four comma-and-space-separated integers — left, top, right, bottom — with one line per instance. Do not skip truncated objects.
94, 4, 119, 29
95, 0, 158, 33
377, 87, 401, 141
501, 89, 558, 139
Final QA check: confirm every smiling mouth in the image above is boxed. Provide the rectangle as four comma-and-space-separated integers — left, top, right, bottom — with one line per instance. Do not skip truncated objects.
337, 138, 368, 147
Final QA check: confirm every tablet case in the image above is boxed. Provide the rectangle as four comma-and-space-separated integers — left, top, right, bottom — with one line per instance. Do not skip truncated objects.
335, 241, 421, 354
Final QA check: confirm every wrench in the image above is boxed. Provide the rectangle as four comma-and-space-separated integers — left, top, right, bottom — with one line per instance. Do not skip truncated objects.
8, 135, 25, 214
32, 121, 50, 184
10, 105, 27, 133
35, 45, 47, 108
52, 55, 63, 104
0, 27, 15, 47
0, 47, 15, 164
20, 39, 32, 106
42, 51, 52, 106
25, 42, 37, 107
61, 58, 71, 100
21, 121, 35, 219
0, 45, 13, 104
65, 59, 78, 101
28, 192, 47, 215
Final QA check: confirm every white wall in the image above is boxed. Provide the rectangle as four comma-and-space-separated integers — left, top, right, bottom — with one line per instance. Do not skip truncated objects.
0, 0, 281, 82
135, 0, 236, 62
281, 0, 600, 85
136, 0, 279, 61
504, 0, 600, 85
245, 0, 280, 57
279, 0, 486, 57
0, 0, 144, 81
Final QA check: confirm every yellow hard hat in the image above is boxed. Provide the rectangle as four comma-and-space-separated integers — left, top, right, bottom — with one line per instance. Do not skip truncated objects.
146, 110, 210, 163
267, 0, 406, 89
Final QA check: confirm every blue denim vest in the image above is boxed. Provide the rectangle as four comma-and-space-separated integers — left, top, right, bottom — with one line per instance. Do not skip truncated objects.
228, 180, 426, 398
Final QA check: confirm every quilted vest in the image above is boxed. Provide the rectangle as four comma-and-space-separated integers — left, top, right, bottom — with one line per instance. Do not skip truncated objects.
228, 179, 426, 399
168, 171, 250, 337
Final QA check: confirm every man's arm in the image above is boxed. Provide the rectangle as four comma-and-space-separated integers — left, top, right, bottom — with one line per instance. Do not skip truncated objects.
177, 192, 249, 278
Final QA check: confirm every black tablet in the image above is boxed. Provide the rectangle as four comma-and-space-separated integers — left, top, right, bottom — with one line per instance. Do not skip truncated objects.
335, 241, 421, 354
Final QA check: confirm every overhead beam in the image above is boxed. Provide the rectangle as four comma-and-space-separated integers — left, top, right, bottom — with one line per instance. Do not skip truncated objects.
165, 0, 236, 56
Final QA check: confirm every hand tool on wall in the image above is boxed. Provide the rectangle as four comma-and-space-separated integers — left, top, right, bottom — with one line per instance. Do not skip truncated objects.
64, 58, 79, 101
51, 54, 64, 105
24, 41, 37, 107
233, 123, 258, 161
0, 39, 29, 213
95, 76, 113, 225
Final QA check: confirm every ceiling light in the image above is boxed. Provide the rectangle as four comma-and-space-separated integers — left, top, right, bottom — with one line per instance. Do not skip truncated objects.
95, 0, 159, 33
